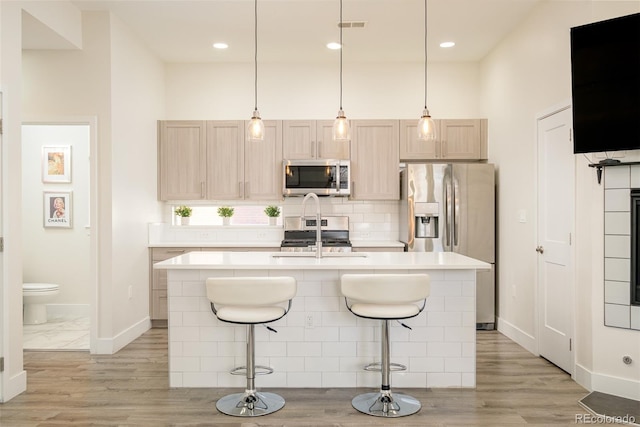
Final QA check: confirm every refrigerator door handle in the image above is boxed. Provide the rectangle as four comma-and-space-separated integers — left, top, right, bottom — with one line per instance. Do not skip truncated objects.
453, 174, 459, 248
444, 173, 451, 249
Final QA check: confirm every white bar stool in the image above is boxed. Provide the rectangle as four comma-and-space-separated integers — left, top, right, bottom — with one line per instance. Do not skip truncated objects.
206, 276, 297, 417
341, 273, 430, 417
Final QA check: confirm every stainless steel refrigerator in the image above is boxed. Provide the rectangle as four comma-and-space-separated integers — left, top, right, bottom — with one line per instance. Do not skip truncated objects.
400, 163, 496, 330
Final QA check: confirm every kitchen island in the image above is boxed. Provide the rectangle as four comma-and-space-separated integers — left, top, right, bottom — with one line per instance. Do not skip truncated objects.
154, 251, 490, 389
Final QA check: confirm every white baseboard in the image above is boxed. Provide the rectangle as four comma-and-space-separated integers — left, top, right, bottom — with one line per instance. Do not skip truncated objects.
46, 303, 89, 320
91, 317, 151, 355
575, 363, 592, 391
496, 316, 537, 355
1, 370, 26, 403
591, 371, 640, 401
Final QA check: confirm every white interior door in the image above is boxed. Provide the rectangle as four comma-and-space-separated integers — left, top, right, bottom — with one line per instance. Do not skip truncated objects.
536, 106, 574, 374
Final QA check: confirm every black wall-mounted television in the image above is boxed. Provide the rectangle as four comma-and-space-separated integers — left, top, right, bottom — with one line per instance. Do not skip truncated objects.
570, 13, 640, 154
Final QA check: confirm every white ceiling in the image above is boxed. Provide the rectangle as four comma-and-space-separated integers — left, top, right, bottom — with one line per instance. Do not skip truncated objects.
25, 0, 544, 63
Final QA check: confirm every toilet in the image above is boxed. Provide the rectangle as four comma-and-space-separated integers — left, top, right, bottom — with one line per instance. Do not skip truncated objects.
23, 283, 60, 325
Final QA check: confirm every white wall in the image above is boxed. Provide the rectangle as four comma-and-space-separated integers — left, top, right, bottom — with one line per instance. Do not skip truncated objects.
109, 13, 165, 336
165, 61, 481, 120
21, 124, 90, 306
481, 0, 640, 399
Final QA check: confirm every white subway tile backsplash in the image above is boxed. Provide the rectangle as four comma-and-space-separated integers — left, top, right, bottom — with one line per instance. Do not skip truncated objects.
604, 166, 630, 189
445, 357, 475, 373
631, 306, 640, 330
428, 342, 462, 358
323, 372, 357, 387
631, 166, 640, 188
604, 304, 630, 328
605, 281, 631, 305
604, 258, 630, 282
604, 189, 630, 212
604, 212, 630, 235
604, 235, 631, 258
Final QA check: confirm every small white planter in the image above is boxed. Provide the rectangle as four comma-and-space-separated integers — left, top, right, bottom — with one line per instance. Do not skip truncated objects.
268, 217, 277, 226
222, 217, 231, 226
179, 216, 190, 226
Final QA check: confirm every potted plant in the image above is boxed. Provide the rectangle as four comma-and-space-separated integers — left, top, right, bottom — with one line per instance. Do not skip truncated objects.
217, 206, 234, 226
174, 205, 192, 226
264, 205, 281, 226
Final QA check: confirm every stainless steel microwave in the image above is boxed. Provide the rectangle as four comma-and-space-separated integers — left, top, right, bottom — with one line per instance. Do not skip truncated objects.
283, 159, 351, 197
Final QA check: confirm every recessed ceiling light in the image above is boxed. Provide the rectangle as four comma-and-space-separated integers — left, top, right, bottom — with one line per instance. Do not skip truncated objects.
440, 41, 455, 48
213, 42, 228, 49
327, 42, 342, 50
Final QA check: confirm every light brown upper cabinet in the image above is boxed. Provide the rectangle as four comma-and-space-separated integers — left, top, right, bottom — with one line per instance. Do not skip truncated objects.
400, 119, 488, 161
206, 120, 283, 201
158, 120, 207, 200
282, 120, 349, 160
158, 120, 282, 201
350, 120, 400, 200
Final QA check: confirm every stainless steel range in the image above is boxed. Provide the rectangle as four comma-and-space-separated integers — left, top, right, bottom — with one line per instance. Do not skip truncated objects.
280, 216, 352, 252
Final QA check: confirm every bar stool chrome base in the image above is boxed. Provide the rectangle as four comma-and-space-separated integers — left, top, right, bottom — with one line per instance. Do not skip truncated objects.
216, 390, 285, 417
352, 390, 421, 417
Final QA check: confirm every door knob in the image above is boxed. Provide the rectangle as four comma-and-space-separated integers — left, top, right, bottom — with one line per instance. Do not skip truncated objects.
535, 246, 544, 254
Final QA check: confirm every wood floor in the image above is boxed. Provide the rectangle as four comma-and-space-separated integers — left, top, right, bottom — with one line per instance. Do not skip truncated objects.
0, 329, 590, 426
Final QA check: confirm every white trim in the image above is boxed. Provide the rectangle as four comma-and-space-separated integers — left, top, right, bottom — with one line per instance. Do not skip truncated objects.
592, 370, 640, 401
93, 317, 151, 355
575, 363, 593, 392
496, 316, 537, 355
0, 370, 26, 403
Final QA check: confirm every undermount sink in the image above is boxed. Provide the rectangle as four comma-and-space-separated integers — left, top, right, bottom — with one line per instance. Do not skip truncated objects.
272, 252, 368, 258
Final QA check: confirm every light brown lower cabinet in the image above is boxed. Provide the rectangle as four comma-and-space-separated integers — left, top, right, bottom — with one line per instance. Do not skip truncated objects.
150, 246, 279, 327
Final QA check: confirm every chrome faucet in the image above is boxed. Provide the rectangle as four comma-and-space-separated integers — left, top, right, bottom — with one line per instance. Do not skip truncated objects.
301, 192, 322, 258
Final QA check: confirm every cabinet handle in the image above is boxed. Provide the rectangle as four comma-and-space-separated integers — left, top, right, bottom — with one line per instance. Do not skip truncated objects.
245, 182, 250, 198
351, 181, 355, 198
201, 182, 204, 198
311, 141, 316, 158
317, 141, 322, 158
239, 182, 244, 198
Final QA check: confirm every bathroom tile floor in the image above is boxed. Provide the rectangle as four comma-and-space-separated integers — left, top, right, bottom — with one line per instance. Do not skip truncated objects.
23, 316, 89, 350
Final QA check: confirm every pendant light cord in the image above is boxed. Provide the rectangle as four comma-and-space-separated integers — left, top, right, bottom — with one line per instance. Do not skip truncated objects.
423, 0, 428, 110
254, 0, 258, 111
339, 0, 343, 110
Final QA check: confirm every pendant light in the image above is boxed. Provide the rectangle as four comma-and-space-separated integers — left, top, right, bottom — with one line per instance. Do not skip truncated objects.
247, 0, 265, 141
332, 0, 350, 141
417, 0, 436, 141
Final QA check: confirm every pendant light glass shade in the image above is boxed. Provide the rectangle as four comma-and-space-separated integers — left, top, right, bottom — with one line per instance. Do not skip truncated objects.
418, 108, 436, 141
247, 0, 264, 141
417, 0, 436, 141
248, 109, 265, 141
333, 109, 351, 141
332, 0, 350, 141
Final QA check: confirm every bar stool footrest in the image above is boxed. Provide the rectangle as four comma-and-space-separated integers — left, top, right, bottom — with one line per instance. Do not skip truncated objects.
364, 362, 407, 372
230, 365, 274, 376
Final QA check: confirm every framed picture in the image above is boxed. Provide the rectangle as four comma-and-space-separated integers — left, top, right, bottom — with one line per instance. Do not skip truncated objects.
42, 145, 71, 183
43, 191, 72, 228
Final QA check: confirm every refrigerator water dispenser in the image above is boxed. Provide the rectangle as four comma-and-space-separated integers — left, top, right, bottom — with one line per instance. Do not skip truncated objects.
414, 215, 438, 238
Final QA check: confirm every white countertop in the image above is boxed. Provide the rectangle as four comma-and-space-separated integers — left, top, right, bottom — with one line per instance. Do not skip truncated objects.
154, 250, 490, 270
149, 240, 404, 248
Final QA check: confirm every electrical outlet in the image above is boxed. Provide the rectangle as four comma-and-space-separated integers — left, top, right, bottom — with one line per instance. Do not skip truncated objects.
128, 285, 133, 300
198, 232, 211, 240
305, 314, 315, 328
361, 231, 371, 239
257, 231, 267, 239
511, 284, 516, 299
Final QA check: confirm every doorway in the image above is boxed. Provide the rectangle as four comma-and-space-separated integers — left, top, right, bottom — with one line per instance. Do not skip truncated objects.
536, 106, 575, 374
21, 123, 92, 350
